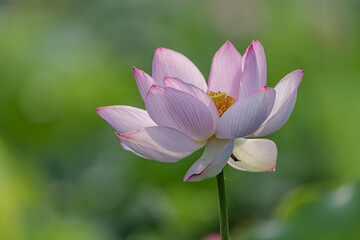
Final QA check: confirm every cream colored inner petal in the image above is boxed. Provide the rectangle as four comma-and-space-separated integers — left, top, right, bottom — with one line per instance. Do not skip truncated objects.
228, 138, 277, 172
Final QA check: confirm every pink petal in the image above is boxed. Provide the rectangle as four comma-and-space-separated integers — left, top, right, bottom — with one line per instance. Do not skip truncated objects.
250, 70, 304, 137
208, 41, 242, 99
145, 85, 216, 141
96, 106, 156, 133
152, 47, 207, 91
216, 87, 276, 139
239, 44, 260, 99
228, 138, 277, 172
117, 126, 204, 163
184, 137, 234, 182
132, 67, 154, 101
164, 77, 219, 124
252, 40, 267, 87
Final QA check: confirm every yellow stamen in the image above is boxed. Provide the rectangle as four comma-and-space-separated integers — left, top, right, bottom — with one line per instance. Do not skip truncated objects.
207, 91, 236, 117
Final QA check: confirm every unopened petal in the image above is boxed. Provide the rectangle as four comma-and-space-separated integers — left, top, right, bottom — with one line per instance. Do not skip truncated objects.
117, 126, 204, 163
152, 47, 207, 91
239, 44, 261, 99
250, 70, 304, 137
164, 77, 219, 123
132, 67, 154, 101
228, 138, 277, 172
216, 87, 276, 139
96, 106, 156, 133
252, 40, 267, 87
184, 137, 234, 182
146, 85, 216, 141
208, 41, 242, 98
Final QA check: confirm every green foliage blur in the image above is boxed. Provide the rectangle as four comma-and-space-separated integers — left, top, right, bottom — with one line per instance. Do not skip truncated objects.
1, 0, 360, 239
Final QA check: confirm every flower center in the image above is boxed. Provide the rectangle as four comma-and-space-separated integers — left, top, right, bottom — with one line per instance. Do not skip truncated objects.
207, 91, 236, 117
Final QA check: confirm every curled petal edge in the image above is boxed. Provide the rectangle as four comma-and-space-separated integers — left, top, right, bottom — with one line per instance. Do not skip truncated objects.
184, 137, 234, 182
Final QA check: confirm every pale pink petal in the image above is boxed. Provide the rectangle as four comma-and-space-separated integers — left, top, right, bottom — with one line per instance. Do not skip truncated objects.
228, 138, 277, 172
250, 70, 304, 137
145, 85, 216, 141
164, 77, 219, 124
184, 137, 234, 182
239, 44, 260, 99
152, 47, 207, 91
216, 87, 276, 139
117, 126, 204, 163
132, 67, 154, 101
252, 40, 267, 87
96, 106, 156, 133
208, 41, 242, 98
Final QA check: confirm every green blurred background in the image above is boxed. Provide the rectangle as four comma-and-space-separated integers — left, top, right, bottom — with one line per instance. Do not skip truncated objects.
1, 0, 360, 239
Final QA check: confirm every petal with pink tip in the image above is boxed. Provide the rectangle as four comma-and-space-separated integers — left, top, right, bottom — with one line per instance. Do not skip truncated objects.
208, 41, 242, 98
216, 87, 276, 139
250, 70, 304, 137
96, 106, 156, 133
228, 138, 277, 172
239, 44, 260, 99
132, 67, 154, 101
184, 137, 234, 182
146, 85, 216, 141
252, 40, 267, 87
164, 77, 219, 123
152, 47, 207, 91
117, 126, 204, 163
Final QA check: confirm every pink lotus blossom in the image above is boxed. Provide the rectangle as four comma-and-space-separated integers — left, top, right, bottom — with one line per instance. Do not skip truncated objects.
202, 234, 221, 240
97, 40, 304, 182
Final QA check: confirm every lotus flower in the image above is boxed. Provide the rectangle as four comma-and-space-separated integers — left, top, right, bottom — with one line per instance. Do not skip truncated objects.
97, 40, 304, 182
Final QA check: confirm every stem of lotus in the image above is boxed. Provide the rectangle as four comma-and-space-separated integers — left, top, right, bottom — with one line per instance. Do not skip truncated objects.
216, 170, 229, 240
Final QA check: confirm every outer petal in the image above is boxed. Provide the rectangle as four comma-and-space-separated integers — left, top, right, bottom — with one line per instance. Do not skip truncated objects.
239, 44, 260, 99
152, 47, 207, 91
252, 40, 267, 87
250, 70, 304, 137
133, 67, 154, 101
117, 126, 204, 163
164, 77, 219, 124
228, 138, 277, 172
216, 87, 276, 139
96, 106, 156, 133
184, 137, 234, 182
146, 85, 215, 141
208, 41, 242, 98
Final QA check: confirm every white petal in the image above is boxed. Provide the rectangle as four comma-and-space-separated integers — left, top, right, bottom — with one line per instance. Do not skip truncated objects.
228, 138, 277, 172
145, 85, 216, 141
96, 106, 156, 133
208, 41, 242, 98
250, 70, 304, 137
117, 126, 204, 163
152, 47, 207, 91
184, 137, 234, 182
216, 87, 276, 139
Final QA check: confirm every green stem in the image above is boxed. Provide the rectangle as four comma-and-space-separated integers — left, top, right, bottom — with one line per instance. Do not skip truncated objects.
216, 170, 229, 240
